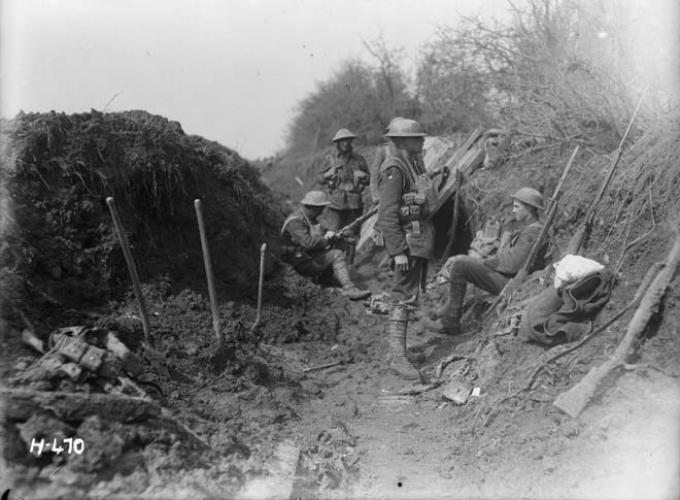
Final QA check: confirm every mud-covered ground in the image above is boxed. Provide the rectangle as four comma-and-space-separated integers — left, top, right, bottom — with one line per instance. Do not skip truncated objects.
2, 111, 680, 499
4, 237, 678, 499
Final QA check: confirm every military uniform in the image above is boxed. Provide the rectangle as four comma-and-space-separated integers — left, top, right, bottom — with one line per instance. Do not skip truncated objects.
318, 150, 369, 232
281, 207, 341, 276
375, 118, 437, 380
281, 199, 371, 301
436, 221, 546, 333
377, 151, 434, 303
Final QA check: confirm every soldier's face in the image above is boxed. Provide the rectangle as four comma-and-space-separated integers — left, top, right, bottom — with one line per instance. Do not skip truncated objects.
336, 139, 352, 153
512, 200, 532, 222
306, 205, 324, 220
403, 136, 424, 154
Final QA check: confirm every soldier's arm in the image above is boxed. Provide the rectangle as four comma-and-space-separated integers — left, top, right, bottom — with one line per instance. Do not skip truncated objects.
316, 155, 335, 186
495, 224, 542, 275
377, 166, 408, 257
369, 148, 385, 204
287, 218, 328, 251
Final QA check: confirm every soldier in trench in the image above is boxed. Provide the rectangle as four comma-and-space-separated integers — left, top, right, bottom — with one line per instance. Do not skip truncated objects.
422, 187, 548, 335
280, 190, 371, 301
317, 128, 370, 265
376, 118, 438, 380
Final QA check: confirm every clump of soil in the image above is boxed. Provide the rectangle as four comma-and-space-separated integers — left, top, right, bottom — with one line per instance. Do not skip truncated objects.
0, 110, 284, 323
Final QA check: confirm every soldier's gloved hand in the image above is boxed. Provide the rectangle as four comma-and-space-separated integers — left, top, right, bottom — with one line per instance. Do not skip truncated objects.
323, 170, 337, 179
394, 254, 409, 272
324, 231, 337, 241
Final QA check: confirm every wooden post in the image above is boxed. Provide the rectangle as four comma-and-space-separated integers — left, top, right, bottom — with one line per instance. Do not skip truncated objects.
249, 243, 267, 335
554, 228, 680, 418
106, 197, 151, 344
441, 169, 462, 262
194, 199, 223, 346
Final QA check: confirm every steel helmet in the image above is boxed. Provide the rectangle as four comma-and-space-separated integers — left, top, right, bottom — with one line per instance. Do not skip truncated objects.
511, 187, 544, 211
385, 118, 427, 138
301, 190, 331, 206
384, 117, 406, 135
331, 128, 357, 142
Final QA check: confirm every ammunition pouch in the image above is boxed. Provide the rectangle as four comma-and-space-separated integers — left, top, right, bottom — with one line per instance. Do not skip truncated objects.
399, 192, 430, 236
281, 244, 308, 264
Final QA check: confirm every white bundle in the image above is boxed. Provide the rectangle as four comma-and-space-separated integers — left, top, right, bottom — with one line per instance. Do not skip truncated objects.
553, 254, 605, 289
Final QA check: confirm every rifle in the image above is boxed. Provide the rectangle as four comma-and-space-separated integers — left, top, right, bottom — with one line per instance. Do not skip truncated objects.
485, 145, 580, 319
566, 87, 647, 255
333, 206, 379, 239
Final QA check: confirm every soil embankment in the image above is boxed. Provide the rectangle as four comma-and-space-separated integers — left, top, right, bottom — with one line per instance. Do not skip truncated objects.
1, 110, 679, 499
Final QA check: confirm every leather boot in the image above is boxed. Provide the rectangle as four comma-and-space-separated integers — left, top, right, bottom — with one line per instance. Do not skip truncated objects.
422, 281, 464, 335
333, 260, 371, 300
421, 314, 462, 336
387, 306, 421, 380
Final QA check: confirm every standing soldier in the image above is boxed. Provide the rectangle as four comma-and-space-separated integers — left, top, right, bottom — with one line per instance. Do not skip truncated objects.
424, 187, 547, 334
281, 190, 371, 301
377, 118, 438, 380
318, 128, 369, 264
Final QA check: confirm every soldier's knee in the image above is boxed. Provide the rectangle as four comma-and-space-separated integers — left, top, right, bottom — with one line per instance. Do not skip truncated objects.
328, 249, 345, 263
447, 255, 466, 275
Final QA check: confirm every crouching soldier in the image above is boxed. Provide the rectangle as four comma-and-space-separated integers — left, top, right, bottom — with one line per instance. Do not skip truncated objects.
281, 190, 371, 301
377, 118, 438, 380
424, 187, 547, 335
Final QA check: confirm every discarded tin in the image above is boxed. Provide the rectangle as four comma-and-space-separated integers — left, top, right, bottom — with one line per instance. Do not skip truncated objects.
55, 335, 88, 363
365, 295, 391, 315
79, 346, 106, 372
59, 362, 82, 381
441, 374, 472, 405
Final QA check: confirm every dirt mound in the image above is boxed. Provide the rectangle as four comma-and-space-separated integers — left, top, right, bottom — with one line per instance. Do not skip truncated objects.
0, 110, 284, 320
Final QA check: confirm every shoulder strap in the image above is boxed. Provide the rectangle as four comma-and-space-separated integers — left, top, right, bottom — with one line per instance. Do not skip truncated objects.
380, 155, 417, 187
280, 210, 307, 235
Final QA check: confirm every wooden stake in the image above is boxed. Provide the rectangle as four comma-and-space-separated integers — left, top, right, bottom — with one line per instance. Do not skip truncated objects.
441, 169, 462, 261
249, 243, 267, 335
106, 197, 151, 344
194, 199, 223, 346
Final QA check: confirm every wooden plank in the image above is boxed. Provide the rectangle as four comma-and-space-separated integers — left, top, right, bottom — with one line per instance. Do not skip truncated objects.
1, 387, 161, 423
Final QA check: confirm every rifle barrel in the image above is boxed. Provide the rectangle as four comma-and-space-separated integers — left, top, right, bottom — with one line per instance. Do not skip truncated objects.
568, 87, 647, 255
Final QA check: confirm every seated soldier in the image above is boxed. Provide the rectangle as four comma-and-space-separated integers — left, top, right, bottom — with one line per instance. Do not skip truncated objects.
281, 190, 371, 301
424, 187, 547, 335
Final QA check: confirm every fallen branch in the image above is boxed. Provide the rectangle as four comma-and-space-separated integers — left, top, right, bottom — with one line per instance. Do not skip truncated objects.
396, 380, 445, 396
554, 230, 680, 418
432, 354, 470, 380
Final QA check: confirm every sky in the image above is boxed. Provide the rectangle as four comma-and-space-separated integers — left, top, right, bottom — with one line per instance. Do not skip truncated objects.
2, 0, 677, 160
0, 0, 511, 159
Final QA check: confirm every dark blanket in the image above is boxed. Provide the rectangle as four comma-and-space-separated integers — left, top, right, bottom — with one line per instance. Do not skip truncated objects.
518, 270, 614, 346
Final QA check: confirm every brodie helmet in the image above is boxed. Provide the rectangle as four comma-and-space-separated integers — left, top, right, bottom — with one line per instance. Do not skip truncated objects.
511, 187, 544, 211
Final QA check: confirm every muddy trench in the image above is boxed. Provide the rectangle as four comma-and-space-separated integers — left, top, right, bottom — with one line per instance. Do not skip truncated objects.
2, 112, 680, 500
